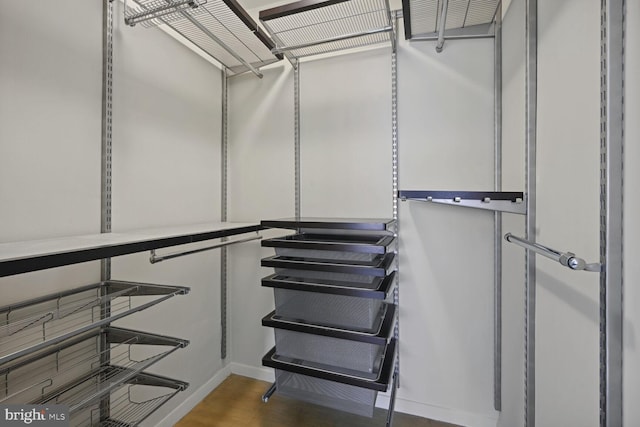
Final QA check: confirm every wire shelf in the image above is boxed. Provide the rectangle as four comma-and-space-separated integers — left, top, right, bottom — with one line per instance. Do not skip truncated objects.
124, 0, 208, 27
259, 0, 395, 61
70, 373, 188, 427
124, 0, 281, 76
402, 0, 500, 39
0, 328, 187, 412
0, 281, 189, 366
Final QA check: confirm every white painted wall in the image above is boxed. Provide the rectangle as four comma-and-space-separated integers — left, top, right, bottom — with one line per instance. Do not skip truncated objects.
535, 1, 600, 425
227, 63, 294, 377
299, 49, 392, 218
397, 36, 498, 427
227, 15, 499, 425
0, 1, 102, 300
1, 1, 226, 425
624, 1, 640, 425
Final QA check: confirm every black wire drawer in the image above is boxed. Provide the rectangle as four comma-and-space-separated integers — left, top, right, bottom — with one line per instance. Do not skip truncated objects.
263, 304, 395, 374
262, 270, 396, 299
261, 218, 396, 232
263, 303, 396, 345
262, 233, 395, 254
262, 339, 396, 392
261, 252, 395, 277
0, 281, 189, 366
271, 286, 392, 332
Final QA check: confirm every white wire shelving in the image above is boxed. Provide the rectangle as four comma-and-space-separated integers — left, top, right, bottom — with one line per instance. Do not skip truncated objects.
124, 0, 283, 77
402, 0, 500, 50
259, 0, 396, 63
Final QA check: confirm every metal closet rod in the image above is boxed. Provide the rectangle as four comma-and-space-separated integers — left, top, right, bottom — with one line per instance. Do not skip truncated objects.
150, 233, 262, 264
504, 233, 601, 272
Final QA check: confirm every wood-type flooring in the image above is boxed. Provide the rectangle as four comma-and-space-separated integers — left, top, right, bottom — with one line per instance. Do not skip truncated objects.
176, 374, 462, 427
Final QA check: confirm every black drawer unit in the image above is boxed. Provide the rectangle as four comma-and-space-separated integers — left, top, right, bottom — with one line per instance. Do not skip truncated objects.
259, 218, 398, 423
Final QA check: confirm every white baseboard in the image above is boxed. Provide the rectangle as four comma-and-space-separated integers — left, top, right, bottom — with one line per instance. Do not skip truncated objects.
156, 365, 232, 427
376, 394, 499, 427
229, 362, 275, 383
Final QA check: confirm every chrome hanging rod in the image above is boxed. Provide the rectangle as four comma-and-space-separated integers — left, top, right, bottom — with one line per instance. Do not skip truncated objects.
150, 233, 262, 264
271, 26, 393, 55
504, 233, 601, 272
435, 0, 449, 53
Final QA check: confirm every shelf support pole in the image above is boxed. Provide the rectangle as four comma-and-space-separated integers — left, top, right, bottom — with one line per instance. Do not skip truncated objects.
391, 10, 400, 392
221, 67, 229, 360
493, 1, 502, 412
600, 0, 624, 425
524, 0, 537, 425
100, 0, 115, 422
294, 60, 301, 220
435, 0, 449, 52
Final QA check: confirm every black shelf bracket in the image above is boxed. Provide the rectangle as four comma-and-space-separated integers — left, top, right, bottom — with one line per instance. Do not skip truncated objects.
399, 190, 525, 215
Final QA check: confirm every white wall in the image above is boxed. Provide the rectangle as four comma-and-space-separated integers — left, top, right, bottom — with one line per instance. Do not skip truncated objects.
624, 0, 640, 425
227, 16, 499, 426
227, 63, 294, 377
1, 1, 226, 425
0, 1, 102, 300
535, 1, 600, 425
398, 37, 498, 427
299, 49, 392, 218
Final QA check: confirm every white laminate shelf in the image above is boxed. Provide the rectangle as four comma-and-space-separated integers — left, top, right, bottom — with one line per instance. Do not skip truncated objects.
0, 222, 262, 278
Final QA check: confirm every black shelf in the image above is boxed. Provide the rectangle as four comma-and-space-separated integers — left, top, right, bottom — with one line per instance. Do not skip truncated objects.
261, 252, 395, 277
262, 270, 396, 299
399, 190, 523, 201
262, 338, 397, 392
261, 218, 395, 231
262, 304, 395, 345
262, 233, 395, 254
0, 223, 262, 278
399, 190, 526, 214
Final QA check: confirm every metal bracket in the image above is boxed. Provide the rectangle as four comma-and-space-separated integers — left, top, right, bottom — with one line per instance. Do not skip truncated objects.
399, 191, 526, 214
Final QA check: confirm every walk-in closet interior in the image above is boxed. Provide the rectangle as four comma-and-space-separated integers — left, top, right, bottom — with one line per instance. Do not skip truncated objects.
0, 0, 637, 426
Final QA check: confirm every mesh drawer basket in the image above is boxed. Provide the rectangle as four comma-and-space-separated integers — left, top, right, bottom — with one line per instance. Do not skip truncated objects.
274, 329, 385, 373
273, 288, 388, 331
275, 369, 377, 418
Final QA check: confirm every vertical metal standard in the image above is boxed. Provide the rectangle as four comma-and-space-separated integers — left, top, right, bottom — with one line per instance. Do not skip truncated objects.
600, 1, 624, 425
524, 0, 537, 425
391, 10, 400, 390
493, 1, 503, 412
294, 60, 301, 220
101, 0, 114, 281
221, 67, 229, 360
100, 0, 114, 422
435, 0, 450, 52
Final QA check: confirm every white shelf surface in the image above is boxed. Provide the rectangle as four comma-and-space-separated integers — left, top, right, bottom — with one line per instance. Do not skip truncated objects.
0, 222, 261, 277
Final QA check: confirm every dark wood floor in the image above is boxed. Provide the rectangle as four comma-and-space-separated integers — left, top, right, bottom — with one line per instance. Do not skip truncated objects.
176, 374, 461, 427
